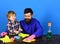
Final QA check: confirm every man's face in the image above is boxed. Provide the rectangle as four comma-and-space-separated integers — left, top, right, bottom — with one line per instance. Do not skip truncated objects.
24, 13, 33, 23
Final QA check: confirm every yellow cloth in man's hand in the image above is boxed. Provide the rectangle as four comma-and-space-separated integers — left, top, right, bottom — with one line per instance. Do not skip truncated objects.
23, 39, 36, 43
18, 33, 29, 38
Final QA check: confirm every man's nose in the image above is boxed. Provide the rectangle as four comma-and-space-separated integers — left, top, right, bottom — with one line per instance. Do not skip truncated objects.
25, 17, 29, 19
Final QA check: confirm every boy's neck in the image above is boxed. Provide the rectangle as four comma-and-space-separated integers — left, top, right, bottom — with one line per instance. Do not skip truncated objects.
10, 20, 15, 23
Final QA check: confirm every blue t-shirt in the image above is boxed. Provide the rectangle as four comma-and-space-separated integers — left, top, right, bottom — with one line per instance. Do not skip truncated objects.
20, 18, 43, 37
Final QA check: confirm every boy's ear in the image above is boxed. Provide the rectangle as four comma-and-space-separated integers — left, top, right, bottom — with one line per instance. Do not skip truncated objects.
8, 18, 10, 20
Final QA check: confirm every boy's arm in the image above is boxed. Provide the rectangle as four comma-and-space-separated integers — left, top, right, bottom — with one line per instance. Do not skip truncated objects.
19, 26, 22, 31
18, 23, 23, 32
7, 24, 12, 32
14, 24, 22, 34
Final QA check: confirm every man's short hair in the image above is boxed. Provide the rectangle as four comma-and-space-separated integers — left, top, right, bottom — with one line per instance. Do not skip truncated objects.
24, 8, 33, 15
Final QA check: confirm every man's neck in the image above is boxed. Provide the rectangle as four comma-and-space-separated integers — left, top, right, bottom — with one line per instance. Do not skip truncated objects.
25, 19, 32, 24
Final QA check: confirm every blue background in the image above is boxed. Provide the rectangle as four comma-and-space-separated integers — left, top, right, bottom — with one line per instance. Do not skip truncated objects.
0, 0, 60, 35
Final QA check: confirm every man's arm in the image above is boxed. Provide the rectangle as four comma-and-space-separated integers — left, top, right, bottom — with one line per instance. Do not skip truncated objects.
33, 21, 43, 37
25, 21, 43, 41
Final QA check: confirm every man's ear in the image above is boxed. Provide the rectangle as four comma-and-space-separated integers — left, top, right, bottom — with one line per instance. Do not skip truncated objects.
31, 14, 33, 17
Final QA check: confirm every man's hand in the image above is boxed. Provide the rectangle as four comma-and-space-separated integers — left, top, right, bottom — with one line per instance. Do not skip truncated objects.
24, 34, 35, 41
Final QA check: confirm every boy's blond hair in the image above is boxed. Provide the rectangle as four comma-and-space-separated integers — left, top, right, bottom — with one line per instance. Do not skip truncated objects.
7, 11, 16, 20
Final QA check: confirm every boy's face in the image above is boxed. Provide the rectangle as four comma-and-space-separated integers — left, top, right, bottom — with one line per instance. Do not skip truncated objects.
8, 14, 16, 21
24, 13, 33, 23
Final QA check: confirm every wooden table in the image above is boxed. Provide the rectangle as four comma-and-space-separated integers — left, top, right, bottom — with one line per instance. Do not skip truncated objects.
0, 35, 60, 44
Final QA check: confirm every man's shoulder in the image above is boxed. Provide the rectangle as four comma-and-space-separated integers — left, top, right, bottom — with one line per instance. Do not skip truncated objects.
20, 20, 25, 23
32, 18, 40, 23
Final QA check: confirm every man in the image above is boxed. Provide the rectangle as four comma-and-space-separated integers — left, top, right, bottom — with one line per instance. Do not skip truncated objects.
20, 8, 43, 41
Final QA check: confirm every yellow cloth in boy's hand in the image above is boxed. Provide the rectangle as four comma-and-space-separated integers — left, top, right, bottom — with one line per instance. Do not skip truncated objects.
23, 39, 36, 43
0, 35, 12, 43
18, 33, 29, 38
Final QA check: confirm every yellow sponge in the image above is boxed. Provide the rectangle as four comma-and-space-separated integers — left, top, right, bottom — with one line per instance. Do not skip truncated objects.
23, 39, 36, 43
0, 35, 12, 43
23, 39, 31, 43
18, 33, 29, 38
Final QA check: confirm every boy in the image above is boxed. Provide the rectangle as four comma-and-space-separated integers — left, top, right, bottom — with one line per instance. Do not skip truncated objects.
7, 11, 22, 35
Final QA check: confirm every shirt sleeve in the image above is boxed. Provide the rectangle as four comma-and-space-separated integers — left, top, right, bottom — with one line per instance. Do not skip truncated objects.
17, 22, 22, 33
5, 23, 12, 32
33, 21, 43, 37
5, 23, 10, 33
7, 23, 11, 30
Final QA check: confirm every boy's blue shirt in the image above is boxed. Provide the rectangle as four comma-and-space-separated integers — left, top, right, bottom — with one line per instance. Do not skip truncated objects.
20, 18, 43, 37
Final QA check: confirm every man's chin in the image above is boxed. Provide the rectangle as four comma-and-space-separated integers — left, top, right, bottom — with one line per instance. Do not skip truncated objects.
25, 20, 31, 23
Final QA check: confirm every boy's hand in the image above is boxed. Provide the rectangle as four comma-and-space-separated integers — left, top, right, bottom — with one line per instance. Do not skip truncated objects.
1, 32, 7, 36
19, 26, 23, 31
9, 30, 12, 32
14, 30, 19, 34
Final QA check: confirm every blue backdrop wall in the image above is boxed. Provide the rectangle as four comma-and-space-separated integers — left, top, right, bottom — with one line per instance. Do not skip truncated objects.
0, 0, 60, 35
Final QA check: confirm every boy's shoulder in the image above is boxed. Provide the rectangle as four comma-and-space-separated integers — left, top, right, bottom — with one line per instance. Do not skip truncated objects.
8, 21, 11, 23
7, 21, 11, 26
